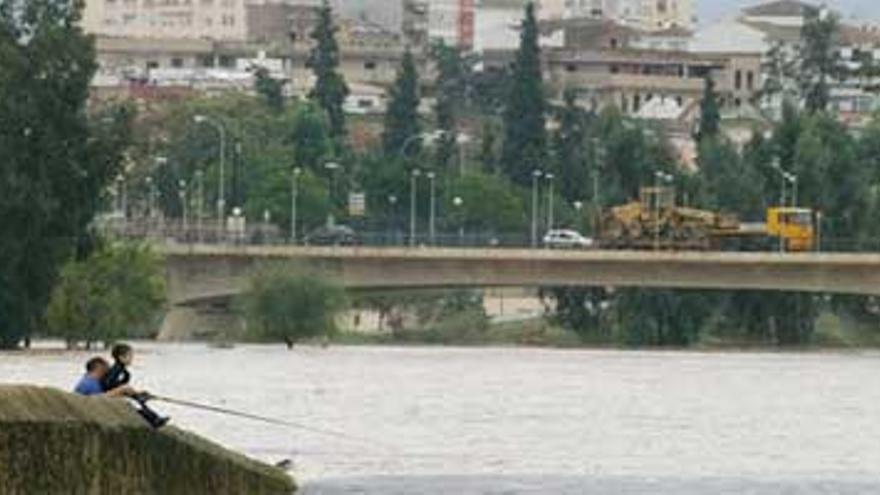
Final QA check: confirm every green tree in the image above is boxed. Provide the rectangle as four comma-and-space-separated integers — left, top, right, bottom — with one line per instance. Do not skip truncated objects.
800, 7, 840, 114
383, 48, 422, 157
0, 0, 131, 348
758, 41, 798, 116
696, 137, 765, 218
307, 0, 349, 143
448, 172, 527, 234
697, 76, 721, 142
241, 265, 347, 348
552, 89, 589, 202
432, 42, 473, 170
478, 120, 499, 174
501, 2, 547, 186
46, 243, 166, 348
614, 290, 718, 347
290, 102, 332, 171
253, 67, 286, 112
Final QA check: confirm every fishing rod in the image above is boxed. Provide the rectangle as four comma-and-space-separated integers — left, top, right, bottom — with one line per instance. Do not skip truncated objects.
152, 395, 388, 448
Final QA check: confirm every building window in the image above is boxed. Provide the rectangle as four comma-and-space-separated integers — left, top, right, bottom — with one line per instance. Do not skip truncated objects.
171, 58, 184, 68
610, 38, 618, 49
565, 64, 577, 73
364, 61, 377, 70
734, 70, 742, 90
747, 71, 754, 90
218, 55, 235, 68
199, 55, 215, 68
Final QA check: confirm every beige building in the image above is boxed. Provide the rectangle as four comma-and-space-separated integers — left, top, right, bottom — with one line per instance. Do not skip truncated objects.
554, 0, 693, 30
82, 0, 249, 41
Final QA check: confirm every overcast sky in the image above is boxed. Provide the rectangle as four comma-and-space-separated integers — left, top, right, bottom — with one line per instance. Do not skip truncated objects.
698, 0, 880, 24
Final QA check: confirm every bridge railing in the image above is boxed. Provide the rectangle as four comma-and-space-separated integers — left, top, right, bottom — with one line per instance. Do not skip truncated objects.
102, 219, 880, 253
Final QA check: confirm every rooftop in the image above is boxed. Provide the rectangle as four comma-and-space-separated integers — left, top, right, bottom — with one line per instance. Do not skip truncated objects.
741, 0, 818, 18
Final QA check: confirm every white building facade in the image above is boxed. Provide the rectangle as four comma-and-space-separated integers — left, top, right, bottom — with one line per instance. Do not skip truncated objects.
81, 0, 250, 41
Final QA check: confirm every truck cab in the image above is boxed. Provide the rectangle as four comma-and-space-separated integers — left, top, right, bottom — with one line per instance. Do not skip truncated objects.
766, 207, 814, 252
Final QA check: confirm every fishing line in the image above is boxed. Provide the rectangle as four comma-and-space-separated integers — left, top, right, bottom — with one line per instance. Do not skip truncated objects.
152, 395, 396, 451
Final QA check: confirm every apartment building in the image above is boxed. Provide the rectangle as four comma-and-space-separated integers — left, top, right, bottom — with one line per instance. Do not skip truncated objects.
560, 0, 694, 31
82, 0, 250, 41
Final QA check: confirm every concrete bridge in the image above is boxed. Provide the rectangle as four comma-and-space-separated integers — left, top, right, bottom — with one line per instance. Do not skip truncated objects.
156, 244, 880, 338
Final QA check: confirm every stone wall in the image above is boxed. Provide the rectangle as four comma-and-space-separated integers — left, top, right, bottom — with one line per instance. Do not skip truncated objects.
0, 386, 295, 495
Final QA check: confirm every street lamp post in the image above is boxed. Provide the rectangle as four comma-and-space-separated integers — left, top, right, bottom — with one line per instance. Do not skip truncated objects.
324, 161, 341, 225
772, 160, 788, 253
573, 200, 584, 232
453, 196, 464, 245
591, 138, 603, 210
116, 174, 127, 227
531, 170, 542, 247
193, 115, 227, 223
388, 194, 398, 245
178, 179, 188, 242
154, 156, 168, 235
772, 160, 788, 209
546, 173, 555, 233
410, 169, 421, 247
788, 173, 798, 207
654, 171, 673, 251
145, 176, 156, 229
194, 170, 205, 243
290, 167, 302, 244
427, 171, 436, 245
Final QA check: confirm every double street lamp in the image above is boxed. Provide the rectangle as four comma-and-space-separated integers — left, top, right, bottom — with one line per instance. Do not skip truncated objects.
193, 115, 227, 223
771, 160, 798, 207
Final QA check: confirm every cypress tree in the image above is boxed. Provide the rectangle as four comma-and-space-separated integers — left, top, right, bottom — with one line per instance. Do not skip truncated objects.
432, 43, 465, 170
553, 89, 589, 202
697, 76, 721, 142
501, 2, 547, 186
307, 0, 349, 142
382, 48, 422, 157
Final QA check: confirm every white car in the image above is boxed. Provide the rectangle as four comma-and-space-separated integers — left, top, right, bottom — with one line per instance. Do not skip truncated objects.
542, 229, 594, 249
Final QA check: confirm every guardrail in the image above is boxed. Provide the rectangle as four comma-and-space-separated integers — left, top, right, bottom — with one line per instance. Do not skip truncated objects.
101, 219, 880, 253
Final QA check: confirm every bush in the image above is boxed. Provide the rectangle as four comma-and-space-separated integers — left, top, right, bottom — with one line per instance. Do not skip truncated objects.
240, 265, 347, 347
46, 243, 166, 347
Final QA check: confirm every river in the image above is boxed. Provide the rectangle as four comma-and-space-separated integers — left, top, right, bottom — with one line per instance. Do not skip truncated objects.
3, 343, 880, 493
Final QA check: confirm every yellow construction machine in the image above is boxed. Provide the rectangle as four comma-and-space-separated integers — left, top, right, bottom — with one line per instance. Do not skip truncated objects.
597, 187, 815, 251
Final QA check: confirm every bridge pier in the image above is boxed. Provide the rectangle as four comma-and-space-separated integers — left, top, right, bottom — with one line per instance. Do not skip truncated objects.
158, 304, 244, 341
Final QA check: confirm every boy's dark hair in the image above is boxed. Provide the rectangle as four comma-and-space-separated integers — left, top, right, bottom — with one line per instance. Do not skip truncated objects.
86, 357, 109, 373
111, 343, 132, 361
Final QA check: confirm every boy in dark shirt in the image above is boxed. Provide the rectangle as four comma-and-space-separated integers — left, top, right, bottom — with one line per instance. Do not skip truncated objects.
103, 343, 169, 429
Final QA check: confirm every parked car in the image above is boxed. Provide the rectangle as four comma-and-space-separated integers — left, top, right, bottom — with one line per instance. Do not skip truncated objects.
304, 225, 358, 246
542, 229, 594, 249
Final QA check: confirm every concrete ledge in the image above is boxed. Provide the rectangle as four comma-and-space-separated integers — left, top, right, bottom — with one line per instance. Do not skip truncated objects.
0, 386, 295, 495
